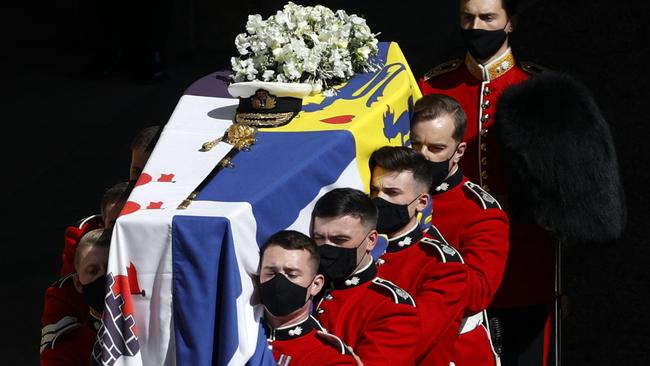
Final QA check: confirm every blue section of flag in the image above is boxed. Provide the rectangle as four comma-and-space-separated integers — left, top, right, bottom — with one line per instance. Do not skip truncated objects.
196, 130, 357, 245
382, 95, 413, 146
372, 235, 389, 260
172, 215, 275, 366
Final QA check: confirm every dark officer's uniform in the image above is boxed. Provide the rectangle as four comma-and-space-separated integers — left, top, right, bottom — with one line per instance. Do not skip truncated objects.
314, 262, 420, 366
264, 315, 358, 366
420, 49, 554, 365
431, 169, 509, 366
376, 224, 468, 366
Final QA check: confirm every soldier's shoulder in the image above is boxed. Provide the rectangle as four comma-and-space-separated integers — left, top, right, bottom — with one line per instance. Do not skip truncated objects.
371, 277, 416, 306
74, 214, 102, 228
519, 60, 550, 75
423, 59, 463, 81
421, 229, 464, 264
462, 181, 502, 210
312, 319, 356, 358
50, 273, 76, 289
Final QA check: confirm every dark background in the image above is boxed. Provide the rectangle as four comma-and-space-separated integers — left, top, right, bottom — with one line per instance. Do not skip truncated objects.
3, 0, 649, 364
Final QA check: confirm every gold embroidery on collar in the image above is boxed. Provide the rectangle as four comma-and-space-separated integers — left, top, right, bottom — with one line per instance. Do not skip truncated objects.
465, 49, 516, 81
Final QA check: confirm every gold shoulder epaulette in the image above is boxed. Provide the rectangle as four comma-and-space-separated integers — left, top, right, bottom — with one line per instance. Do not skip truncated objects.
520, 61, 548, 75
423, 59, 462, 81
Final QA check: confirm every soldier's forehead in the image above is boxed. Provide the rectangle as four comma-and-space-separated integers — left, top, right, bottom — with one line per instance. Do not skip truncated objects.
313, 215, 363, 234
262, 247, 309, 266
373, 166, 411, 178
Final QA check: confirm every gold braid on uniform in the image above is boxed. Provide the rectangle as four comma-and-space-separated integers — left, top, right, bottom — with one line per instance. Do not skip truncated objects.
520, 61, 548, 75
423, 59, 463, 81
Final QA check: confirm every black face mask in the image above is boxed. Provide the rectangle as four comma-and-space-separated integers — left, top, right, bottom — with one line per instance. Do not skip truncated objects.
428, 144, 459, 188
373, 196, 420, 234
82, 274, 107, 314
318, 236, 368, 283
259, 273, 311, 317
460, 27, 508, 61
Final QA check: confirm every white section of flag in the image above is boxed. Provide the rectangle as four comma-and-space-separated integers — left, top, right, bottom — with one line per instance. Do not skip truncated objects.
128, 95, 237, 210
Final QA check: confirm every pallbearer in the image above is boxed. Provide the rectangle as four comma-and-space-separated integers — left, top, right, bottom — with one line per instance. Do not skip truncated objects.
311, 188, 420, 366
369, 146, 469, 365
410, 94, 509, 366
258, 230, 360, 366
418, 1, 553, 363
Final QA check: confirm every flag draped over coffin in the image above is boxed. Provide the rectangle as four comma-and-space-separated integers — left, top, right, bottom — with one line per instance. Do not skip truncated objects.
93, 42, 421, 366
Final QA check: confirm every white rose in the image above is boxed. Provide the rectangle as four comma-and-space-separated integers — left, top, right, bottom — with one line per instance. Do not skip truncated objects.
272, 47, 285, 60
246, 14, 265, 34
293, 6, 307, 23
295, 20, 310, 35
230, 57, 243, 75
356, 46, 371, 60
262, 70, 275, 81
290, 38, 309, 59
303, 53, 320, 73
274, 11, 287, 26
283, 60, 302, 80
308, 8, 322, 23
250, 40, 267, 54
235, 33, 251, 55
335, 39, 349, 49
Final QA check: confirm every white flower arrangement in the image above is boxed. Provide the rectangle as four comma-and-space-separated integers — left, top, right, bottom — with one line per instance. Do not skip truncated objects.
230, 2, 380, 95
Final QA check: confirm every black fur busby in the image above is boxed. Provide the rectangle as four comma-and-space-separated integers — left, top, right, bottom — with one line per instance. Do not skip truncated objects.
495, 71, 626, 244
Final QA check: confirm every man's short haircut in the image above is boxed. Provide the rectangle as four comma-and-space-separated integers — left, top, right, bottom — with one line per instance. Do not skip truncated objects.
74, 228, 112, 270
312, 188, 378, 231
369, 146, 434, 193
100, 182, 132, 218
502, 0, 518, 17
131, 125, 161, 152
461, 0, 518, 17
411, 94, 467, 143
261, 230, 320, 273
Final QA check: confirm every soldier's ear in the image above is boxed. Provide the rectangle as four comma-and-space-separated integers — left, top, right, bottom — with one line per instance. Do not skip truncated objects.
506, 16, 518, 33
310, 274, 325, 296
366, 230, 378, 252
455, 142, 467, 162
416, 193, 430, 213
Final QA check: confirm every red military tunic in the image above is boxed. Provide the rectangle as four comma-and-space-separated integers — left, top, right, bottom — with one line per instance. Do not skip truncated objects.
40, 274, 101, 366
431, 169, 509, 366
264, 315, 359, 366
419, 48, 529, 195
419, 49, 554, 309
60, 214, 103, 276
375, 224, 468, 366
314, 261, 420, 366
